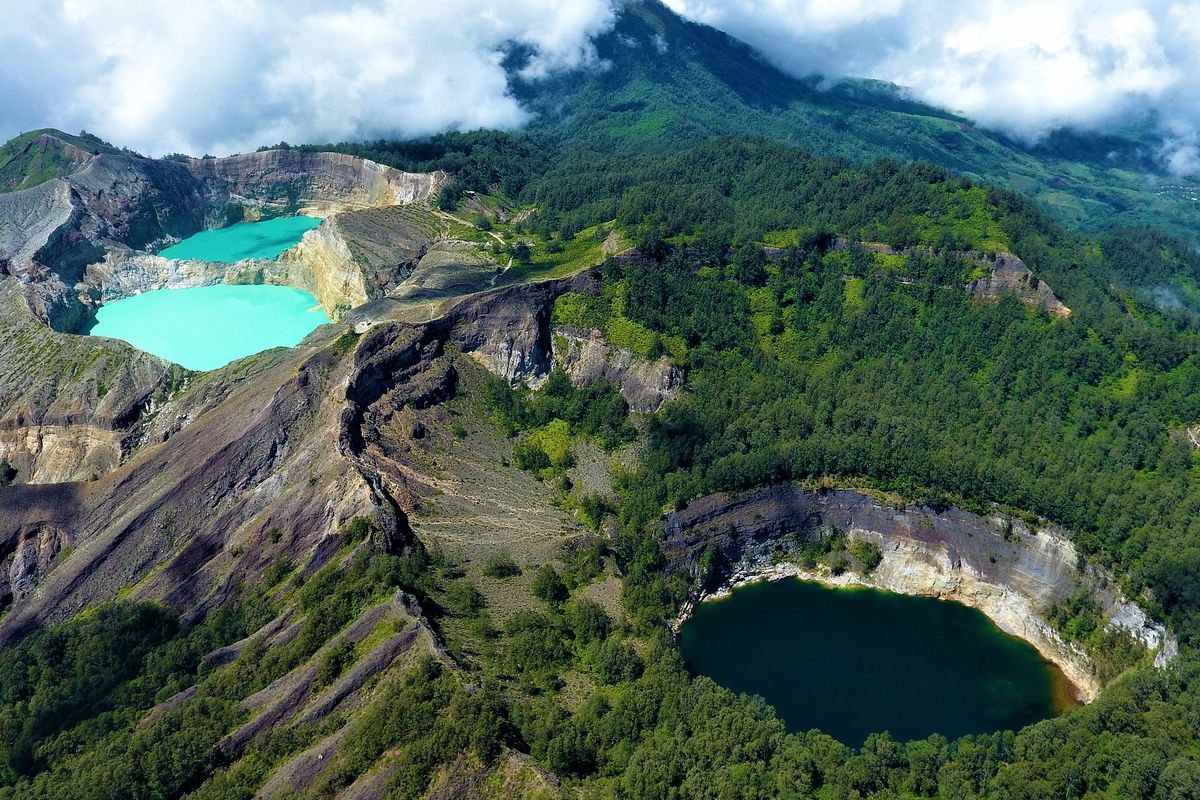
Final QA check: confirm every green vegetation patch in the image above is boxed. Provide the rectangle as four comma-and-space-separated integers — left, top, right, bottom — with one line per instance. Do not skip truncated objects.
553, 286, 687, 363
0, 130, 117, 193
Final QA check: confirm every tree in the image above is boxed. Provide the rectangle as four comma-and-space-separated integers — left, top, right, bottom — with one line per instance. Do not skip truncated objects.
483, 552, 521, 579
1160, 759, 1200, 800
730, 242, 768, 286
531, 566, 568, 604
565, 598, 610, 645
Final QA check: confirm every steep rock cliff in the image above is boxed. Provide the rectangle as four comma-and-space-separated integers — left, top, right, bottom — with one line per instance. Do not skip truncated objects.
184, 149, 439, 221
552, 324, 683, 413
966, 253, 1071, 318
664, 485, 1172, 700
0, 279, 174, 483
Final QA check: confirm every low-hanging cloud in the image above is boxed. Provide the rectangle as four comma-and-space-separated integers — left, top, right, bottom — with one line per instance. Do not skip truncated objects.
0, 0, 616, 157
3, 1, 1199, 175
664, 0, 1200, 175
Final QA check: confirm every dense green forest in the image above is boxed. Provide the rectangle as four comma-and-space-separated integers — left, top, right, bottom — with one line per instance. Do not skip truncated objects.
14, 6, 1200, 790
258, 131, 1200, 797
462, 137, 1200, 649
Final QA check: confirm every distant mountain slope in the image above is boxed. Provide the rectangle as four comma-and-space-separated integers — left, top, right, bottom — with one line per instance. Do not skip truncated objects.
0, 129, 121, 193
512, 1, 1197, 238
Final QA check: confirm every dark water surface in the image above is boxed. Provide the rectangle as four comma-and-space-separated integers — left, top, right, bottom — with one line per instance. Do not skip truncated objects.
678, 577, 1077, 745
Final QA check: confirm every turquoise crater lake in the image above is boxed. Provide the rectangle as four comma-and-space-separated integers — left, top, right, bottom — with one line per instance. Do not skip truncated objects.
158, 215, 322, 262
678, 578, 1077, 746
89, 285, 330, 371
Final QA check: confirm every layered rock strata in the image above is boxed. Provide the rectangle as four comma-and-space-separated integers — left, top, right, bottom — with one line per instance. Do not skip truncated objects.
664, 485, 1174, 702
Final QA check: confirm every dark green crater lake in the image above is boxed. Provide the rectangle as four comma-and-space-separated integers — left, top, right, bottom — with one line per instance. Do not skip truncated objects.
678, 578, 1077, 746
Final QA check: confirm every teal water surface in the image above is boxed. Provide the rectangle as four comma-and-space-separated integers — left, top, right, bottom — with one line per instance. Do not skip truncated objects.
89, 285, 330, 371
678, 578, 1076, 746
158, 216, 322, 262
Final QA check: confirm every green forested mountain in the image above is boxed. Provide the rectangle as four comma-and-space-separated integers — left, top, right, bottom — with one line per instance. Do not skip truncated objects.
296, 0, 1197, 239
6, 2, 1200, 799
520, 0, 1197, 237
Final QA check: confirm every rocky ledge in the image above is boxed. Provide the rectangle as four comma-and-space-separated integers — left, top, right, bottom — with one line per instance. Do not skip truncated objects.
663, 484, 1174, 702
552, 324, 683, 413
966, 253, 1071, 318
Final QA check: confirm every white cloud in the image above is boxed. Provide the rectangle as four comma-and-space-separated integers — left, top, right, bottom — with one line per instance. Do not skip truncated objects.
664, 0, 1200, 174
0, 0, 617, 156
2, 0, 1199, 176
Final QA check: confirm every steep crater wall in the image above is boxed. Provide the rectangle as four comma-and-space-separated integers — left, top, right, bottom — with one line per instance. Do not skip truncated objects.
0, 146, 442, 332
663, 484, 1174, 701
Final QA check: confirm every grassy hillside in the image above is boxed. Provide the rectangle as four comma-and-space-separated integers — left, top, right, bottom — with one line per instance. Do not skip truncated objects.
0, 129, 118, 193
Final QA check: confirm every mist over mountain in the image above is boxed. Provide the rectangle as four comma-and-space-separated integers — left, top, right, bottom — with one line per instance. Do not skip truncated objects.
665, 0, 1200, 176
3, 0, 1197, 181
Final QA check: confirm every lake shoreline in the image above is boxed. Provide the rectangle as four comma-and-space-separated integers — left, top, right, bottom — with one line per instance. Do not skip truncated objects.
89, 284, 330, 371
677, 569, 1083, 743
674, 558, 1099, 705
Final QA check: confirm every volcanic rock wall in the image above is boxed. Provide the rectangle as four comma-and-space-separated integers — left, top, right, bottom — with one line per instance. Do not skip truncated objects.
552, 324, 683, 413
0, 146, 441, 331
664, 485, 1174, 701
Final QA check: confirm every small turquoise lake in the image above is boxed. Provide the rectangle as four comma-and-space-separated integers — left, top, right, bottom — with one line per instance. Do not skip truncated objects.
89, 285, 330, 371
158, 215, 322, 262
678, 578, 1077, 746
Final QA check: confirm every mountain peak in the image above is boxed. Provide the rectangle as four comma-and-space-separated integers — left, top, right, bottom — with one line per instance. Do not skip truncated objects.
0, 129, 119, 193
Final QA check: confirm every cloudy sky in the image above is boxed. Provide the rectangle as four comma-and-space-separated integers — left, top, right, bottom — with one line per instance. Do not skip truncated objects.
2, 0, 1198, 172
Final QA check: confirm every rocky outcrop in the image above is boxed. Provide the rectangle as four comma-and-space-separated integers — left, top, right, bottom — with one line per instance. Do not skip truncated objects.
2, 522, 71, 610
552, 325, 683, 413
0, 140, 442, 332
0, 425, 124, 484
967, 253, 1071, 318
0, 278, 175, 484
273, 218, 368, 317
450, 283, 561, 386
664, 485, 1173, 701
0, 179, 75, 271
184, 150, 439, 222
